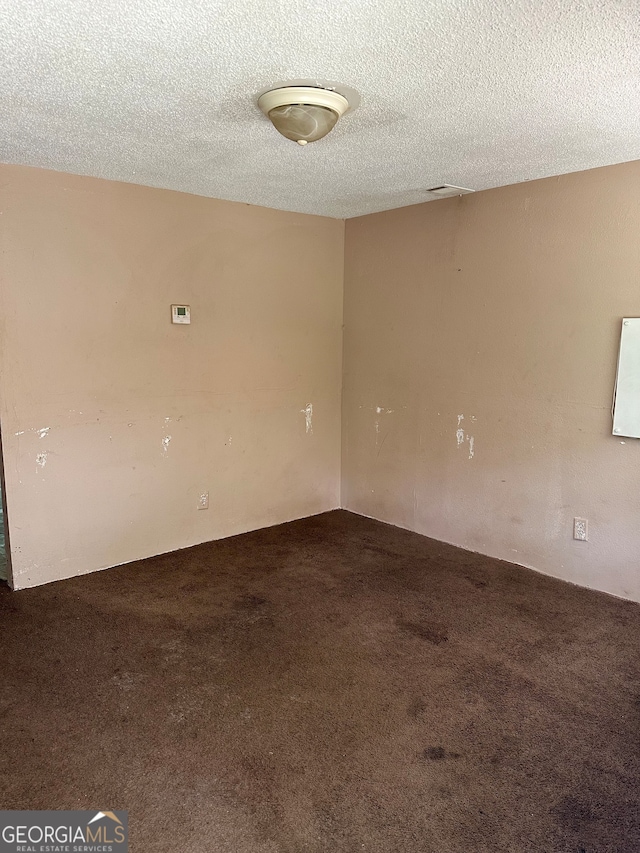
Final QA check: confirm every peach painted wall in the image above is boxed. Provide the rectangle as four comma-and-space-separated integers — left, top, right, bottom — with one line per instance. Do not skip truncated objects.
342, 162, 640, 601
0, 165, 344, 588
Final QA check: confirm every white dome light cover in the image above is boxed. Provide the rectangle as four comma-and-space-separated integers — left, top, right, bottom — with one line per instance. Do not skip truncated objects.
258, 86, 351, 145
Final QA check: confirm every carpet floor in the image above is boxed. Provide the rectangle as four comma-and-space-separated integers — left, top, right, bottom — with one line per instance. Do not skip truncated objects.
1, 510, 639, 852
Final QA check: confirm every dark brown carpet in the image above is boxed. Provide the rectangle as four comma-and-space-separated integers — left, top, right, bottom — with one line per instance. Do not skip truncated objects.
1, 510, 639, 853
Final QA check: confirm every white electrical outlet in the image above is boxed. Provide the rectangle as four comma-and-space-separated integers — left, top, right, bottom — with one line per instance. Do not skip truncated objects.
573, 517, 588, 541
198, 492, 209, 510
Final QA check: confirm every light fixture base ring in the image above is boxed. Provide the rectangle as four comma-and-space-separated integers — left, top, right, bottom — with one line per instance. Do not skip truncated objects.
258, 86, 350, 118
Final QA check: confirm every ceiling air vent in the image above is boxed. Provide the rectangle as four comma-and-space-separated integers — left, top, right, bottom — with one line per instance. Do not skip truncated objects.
426, 185, 474, 198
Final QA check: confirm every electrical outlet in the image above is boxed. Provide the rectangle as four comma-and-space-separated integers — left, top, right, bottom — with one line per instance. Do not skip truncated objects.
573, 517, 588, 541
198, 492, 209, 510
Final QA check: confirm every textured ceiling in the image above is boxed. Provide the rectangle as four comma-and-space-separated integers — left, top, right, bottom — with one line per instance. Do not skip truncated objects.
1, 0, 639, 218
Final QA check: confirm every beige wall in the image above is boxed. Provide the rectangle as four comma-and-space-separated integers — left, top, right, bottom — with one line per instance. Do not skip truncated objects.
4, 160, 640, 599
343, 161, 640, 601
0, 165, 344, 588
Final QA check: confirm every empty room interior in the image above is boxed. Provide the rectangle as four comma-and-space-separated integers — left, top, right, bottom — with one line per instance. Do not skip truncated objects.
1, 2, 640, 851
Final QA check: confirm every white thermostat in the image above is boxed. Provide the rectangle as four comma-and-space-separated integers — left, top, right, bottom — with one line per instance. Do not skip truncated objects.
171, 304, 191, 324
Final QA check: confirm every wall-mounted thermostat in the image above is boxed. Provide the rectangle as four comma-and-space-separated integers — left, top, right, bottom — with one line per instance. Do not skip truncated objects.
171, 304, 191, 324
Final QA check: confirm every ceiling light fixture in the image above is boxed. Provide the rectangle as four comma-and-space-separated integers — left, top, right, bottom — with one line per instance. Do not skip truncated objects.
258, 86, 351, 146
